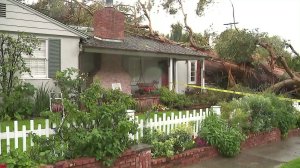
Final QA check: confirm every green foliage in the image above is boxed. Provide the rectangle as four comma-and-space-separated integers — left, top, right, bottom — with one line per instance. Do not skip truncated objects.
170, 125, 195, 153
32, 81, 137, 166
141, 129, 175, 158
55, 68, 87, 108
280, 157, 300, 168
0, 83, 36, 119
158, 87, 192, 109
268, 94, 297, 138
29, 135, 67, 164
0, 33, 39, 119
186, 88, 240, 107
0, 149, 38, 168
162, 0, 214, 17
199, 114, 245, 157
215, 29, 258, 63
32, 83, 50, 117
141, 125, 195, 158
101, 89, 136, 110
221, 94, 298, 136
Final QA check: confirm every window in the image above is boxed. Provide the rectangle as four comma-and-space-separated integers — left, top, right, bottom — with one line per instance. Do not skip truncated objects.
188, 60, 197, 84
0, 3, 6, 18
23, 40, 48, 78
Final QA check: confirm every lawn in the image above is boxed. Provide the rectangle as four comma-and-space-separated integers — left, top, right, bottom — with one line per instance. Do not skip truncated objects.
0, 118, 49, 154
281, 158, 300, 168
135, 109, 204, 121
136, 110, 181, 121
0, 118, 47, 132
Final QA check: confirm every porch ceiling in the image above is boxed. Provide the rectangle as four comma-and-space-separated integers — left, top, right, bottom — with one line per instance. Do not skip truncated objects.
82, 35, 209, 60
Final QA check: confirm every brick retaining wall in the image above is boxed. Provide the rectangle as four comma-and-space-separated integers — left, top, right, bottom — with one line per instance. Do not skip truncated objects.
40, 128, 300, 168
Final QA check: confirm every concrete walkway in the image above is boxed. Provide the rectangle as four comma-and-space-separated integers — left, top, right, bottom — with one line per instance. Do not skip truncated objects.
186, 137, 300, 168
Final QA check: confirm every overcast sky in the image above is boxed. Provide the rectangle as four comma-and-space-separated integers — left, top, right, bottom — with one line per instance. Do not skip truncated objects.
27, 0, 300, 52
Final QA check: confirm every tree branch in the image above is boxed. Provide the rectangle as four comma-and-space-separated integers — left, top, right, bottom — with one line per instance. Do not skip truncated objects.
285, 42, 300, 57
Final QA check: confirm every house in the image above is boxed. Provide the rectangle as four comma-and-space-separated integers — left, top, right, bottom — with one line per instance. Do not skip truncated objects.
0, 0, 208, 95
80, 5, 208, 94
0, 0, 88, 89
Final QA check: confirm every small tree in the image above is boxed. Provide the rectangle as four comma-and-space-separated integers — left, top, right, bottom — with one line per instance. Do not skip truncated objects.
0, 33, 39, 118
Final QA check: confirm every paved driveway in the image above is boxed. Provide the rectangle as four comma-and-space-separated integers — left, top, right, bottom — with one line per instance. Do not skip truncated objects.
185, 137, 300, 168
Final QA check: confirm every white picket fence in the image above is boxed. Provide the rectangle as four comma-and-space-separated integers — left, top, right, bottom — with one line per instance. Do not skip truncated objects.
294, 102, 300, 111
133, 108, 213, 141
0, 119, 57, 154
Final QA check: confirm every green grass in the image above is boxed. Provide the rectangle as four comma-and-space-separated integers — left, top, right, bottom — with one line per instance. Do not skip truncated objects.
281, 158, 300, 168
0, 118, 49, 154
136, 110, 198, 121
0, 118, 47, 132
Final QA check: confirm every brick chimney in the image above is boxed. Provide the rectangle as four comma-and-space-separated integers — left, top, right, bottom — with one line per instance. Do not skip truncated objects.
93, 4, 125, 40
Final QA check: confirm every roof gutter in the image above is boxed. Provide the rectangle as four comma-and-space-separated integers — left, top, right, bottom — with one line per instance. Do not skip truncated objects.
82, 46, 209, 60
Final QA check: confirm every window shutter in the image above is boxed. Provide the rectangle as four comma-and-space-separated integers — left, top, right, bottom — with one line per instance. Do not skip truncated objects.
48, 39, 61, 78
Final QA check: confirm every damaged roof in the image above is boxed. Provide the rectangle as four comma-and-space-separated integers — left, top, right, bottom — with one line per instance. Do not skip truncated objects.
83, 35, 208, 59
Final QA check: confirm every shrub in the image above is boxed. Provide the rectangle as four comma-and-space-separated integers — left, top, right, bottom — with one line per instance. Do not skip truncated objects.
158, 87, 191, 109
221, 94, 298, 136
199, 114, 245, 157
0, 149, 37, 168
141, 129, 175, 157
31, 82, 138, 166
170, 125, 195, 153
268, 94, 297, 137
141, 124, 195, 158
32, 83, 50, 117
0, 83, 35, 119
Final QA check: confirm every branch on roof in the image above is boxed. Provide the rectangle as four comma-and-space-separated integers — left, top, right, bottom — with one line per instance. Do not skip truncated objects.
138, 1, 154, 36
72, 0, 94, 15
177, 0, 207, 50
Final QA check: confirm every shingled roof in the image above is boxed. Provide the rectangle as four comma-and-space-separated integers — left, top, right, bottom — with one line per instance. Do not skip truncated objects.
83, 35, 208, 59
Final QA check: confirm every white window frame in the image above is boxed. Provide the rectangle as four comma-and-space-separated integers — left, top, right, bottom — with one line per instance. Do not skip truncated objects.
22, 39, 49, 79
188, 60, 197, 84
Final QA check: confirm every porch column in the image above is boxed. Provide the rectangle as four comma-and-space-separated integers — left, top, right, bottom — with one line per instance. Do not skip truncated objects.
175, 59, 178, 93
169, 58, 173, 91
201, 59, 205, 91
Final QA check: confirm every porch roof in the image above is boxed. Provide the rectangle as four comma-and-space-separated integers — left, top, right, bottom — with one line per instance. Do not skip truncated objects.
82, 35, 209, 60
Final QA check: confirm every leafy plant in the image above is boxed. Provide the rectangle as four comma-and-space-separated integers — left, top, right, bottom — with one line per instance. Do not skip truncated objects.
0, 149, 38, 168
140, 129, 175, 158
0, 83, 35, 119
33, 81, 138, 166
141, 124, 195, 158
268, 94, 297, 138
0, 33, 39, 119
158, 87, 191, 109
55, 68, 87, 108
199, 114, 245, 157
170, 124, 195, 153
215, 29, 258, 64
32, 83, 50, 116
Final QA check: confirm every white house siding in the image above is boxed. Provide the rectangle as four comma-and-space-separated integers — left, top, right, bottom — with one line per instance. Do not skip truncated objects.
0, 0, 82, 90
0, 0, 78, 37
176, 61, 188, 93
5, 33, 80, 91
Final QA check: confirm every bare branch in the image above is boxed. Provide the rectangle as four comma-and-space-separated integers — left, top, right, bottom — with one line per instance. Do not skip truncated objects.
285, 42, 300, 57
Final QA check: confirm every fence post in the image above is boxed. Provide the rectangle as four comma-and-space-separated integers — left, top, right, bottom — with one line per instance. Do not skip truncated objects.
126, 110, 135, 121
211, 106, 221, 116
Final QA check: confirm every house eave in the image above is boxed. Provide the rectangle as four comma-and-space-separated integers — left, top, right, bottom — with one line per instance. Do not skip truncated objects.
82, 46, 209, 60
7, 0, 89, 39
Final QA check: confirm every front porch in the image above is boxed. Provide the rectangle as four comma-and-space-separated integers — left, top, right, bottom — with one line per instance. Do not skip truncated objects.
80, 35, 208, 111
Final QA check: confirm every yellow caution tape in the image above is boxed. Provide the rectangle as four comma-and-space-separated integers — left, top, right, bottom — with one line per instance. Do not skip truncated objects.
186, 84, 300, 103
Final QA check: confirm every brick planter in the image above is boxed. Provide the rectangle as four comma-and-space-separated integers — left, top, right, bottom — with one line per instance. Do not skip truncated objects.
39, 128, 300, 168
151, 146, 218, 168
241, 128, 281, 149
42, 144, 151, 168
